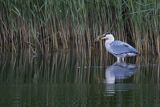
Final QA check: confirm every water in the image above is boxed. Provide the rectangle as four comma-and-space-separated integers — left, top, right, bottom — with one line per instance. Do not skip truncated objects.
0, 52, 160, 107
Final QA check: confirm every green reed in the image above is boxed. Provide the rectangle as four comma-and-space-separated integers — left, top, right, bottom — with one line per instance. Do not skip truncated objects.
0, 0, 159, 55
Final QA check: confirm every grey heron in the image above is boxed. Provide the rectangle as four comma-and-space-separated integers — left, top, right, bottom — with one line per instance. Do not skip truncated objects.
101, 32, 139, 62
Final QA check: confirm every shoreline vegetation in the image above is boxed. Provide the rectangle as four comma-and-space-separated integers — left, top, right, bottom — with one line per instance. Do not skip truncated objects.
0, 0, 159, 55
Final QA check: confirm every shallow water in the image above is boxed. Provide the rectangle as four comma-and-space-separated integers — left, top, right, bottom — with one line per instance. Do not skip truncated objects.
0, 52, 160, 107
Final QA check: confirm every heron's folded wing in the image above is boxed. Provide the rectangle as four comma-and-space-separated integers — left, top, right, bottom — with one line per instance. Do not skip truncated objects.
110, 41, 138, 55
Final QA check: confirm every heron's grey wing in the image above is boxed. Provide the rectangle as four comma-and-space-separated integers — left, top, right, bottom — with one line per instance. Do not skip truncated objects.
110, 41, 138, 55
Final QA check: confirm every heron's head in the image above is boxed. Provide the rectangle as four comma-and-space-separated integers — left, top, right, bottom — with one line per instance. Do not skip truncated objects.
101, 32, 114, 41
95, 32, 114, 42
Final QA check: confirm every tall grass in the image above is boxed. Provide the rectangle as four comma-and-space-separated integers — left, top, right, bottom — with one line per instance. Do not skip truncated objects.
0, 0, 159, 55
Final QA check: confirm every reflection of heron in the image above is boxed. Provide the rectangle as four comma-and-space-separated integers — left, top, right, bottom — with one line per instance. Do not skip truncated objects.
104, 62, 138, 96
105, 62, 137, 84
101, 32, 138, 62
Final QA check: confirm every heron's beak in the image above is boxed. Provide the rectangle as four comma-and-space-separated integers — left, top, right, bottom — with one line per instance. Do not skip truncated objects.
95, 34, 104, 42
94, 34, 106, 42
101, 36, 107, 40
101, 34, 108, 40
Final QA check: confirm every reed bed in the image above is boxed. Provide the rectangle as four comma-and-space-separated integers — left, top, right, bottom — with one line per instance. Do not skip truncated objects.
0, 0, 159, 55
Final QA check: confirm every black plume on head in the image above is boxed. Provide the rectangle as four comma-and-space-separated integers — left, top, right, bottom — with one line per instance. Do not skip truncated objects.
105, 32, 112, 35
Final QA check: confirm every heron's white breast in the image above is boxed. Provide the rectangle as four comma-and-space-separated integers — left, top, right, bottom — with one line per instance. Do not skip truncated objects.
105, 41, 113, 52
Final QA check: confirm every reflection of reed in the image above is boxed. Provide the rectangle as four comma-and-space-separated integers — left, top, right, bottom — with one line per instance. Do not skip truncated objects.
0, 52, 160, 84
0, 52, 102, 106
0, 53, 160, 106
0, 51, 103, 84
0, 1, 159, 56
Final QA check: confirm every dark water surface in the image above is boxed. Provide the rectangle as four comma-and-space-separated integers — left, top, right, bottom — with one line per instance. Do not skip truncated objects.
0, 52, 160, 107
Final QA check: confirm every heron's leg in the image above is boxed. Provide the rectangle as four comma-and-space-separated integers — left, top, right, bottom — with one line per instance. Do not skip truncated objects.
117, 57, 121, 62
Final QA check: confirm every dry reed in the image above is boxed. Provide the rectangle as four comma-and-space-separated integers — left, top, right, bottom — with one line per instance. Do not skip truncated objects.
0, 0, 159, 55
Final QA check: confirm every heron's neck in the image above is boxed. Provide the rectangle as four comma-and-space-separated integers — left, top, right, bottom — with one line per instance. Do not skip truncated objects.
105, 37, 114, 45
